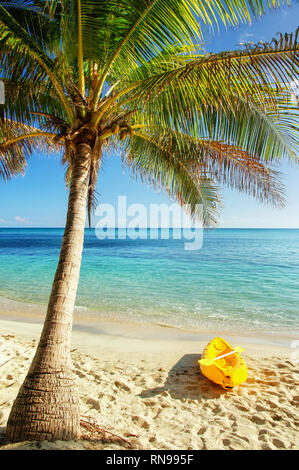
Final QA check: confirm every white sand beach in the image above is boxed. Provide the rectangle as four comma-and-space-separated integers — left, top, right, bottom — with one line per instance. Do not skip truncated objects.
0, 311, 298, 451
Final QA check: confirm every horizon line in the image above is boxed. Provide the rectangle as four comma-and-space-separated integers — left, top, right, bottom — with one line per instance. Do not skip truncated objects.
1, 226, 299, 230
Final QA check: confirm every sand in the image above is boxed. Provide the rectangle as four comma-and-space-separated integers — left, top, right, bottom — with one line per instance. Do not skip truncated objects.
0, 314, 298, 450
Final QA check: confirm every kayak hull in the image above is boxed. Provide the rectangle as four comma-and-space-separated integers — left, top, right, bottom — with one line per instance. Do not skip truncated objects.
199, 337, 248, 390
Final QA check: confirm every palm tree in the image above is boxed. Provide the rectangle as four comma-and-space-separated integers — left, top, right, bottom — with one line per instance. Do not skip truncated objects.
0, 0, 298, 442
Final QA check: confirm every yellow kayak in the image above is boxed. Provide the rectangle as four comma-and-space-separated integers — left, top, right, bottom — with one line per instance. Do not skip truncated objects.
198, 337, 248, 390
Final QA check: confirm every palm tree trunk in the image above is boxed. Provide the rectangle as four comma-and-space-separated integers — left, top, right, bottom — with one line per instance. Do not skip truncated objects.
6, 143, 92, 442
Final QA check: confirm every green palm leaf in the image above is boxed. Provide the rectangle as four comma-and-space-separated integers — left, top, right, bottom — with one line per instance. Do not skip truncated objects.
0, 3, 74, 121
113, 30, 298, 124
127, 131, 222, 226
0, 119, 60, 180
127, 127, 285, 217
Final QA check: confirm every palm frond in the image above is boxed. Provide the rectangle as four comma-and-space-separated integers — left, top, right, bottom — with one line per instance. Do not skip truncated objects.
1, 76, 70, 127
196, 140, 285, 207
91, 0, 286, 103
0, 3, 74, 122
0, 119, 61, 180
196, 98, 299, 162
127, 127, 285, 212
110, 30, 299, 133
125, 131, 222, 227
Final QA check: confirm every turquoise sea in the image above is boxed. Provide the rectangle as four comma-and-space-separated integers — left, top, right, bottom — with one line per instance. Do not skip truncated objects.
0, 228, 298, 336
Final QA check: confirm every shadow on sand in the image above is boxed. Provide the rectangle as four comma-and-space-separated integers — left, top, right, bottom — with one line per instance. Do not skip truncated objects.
138, 354, 227, 401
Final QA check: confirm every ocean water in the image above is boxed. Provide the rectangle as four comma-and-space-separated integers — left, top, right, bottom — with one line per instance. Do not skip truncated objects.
0, 228, 298, 336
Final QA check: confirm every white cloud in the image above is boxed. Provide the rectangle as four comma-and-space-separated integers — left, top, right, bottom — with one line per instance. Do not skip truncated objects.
15, 216, 32, 224
0, 218, 10, 224
239, 32, 254, 44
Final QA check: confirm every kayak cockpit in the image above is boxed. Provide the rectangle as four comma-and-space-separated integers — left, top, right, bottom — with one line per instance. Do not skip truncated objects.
199, 337, 248, 390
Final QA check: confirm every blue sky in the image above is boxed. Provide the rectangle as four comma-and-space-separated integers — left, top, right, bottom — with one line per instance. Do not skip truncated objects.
0, 2, 299, 228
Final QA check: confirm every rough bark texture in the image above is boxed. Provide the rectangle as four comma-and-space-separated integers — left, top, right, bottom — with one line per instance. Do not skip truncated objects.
6, 143, 92, 442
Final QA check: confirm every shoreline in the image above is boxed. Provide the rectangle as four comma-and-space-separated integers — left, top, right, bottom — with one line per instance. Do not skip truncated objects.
0, 294, 297, 356
0, 309, 295, 361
